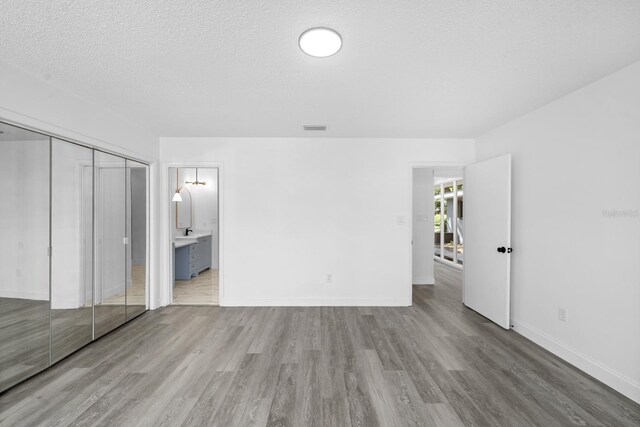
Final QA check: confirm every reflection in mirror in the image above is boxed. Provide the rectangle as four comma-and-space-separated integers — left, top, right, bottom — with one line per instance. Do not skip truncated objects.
126, 160, 147, 319
0, 123, 50, 392
51, 139, 94, 363
94, 151, 126, 338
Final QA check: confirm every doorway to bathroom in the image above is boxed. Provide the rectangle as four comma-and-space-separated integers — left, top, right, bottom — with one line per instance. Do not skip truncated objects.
169, 167, 220, 305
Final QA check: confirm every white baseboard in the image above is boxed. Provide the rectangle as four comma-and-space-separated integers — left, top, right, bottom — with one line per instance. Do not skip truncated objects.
0, 290, 80, 309
412, 276, 435, 285
102, 283, 125, 300
512, 319, 640, 404
221, 297, 411, 307
0, 289, 48, 301
51, 299, 80, 310
434, 257, 463, 270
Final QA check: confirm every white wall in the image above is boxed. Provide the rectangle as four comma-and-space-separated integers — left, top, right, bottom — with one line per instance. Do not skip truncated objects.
476, 60, 640, 402
161, 138, 474, 306
412, 168, 435, 284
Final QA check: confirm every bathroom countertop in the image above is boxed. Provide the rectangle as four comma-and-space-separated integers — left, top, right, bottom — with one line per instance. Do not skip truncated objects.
175, 239, 197, 248
175, 232, 212, 240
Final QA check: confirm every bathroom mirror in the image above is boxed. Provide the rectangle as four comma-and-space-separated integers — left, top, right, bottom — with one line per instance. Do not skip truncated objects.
172, 167, 193, 230
175, 187, 192, 229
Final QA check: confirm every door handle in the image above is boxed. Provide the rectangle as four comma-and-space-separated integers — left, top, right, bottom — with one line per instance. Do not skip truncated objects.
497, 247, 506, 253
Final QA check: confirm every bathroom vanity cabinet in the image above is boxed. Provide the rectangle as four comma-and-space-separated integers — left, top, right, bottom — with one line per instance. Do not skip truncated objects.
175, 234, 212, 280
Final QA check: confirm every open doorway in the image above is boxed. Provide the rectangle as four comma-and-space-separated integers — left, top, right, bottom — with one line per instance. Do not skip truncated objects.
169, 167, 219, 305
412, 167, 464, 289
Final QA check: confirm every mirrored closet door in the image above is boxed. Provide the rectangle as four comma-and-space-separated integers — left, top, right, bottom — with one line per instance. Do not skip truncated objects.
51, 139, 95, 363
0, 124, 51, 391
0, 120, 149, 393
94, 151, 127, 339
126, 159, 148, 320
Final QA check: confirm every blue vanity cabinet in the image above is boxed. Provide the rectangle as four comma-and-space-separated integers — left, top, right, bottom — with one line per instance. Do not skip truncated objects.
195, 235, 212, 272
175, 235, 212, 280
175, 243, 197, 280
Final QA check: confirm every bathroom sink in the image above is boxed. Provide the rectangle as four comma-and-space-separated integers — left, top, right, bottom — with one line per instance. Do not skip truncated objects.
174, 239, 197, 248
175, 232, 211, 240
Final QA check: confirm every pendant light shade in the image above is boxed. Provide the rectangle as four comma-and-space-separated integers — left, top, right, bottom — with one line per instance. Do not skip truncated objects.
172, 191, 183, 202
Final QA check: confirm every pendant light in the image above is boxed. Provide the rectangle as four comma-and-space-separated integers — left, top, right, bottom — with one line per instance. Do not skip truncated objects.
185, 168, 206, 185
173, 168, 186, 202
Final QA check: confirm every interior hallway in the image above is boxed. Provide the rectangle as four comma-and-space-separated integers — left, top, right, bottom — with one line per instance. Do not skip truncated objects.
0, 263, 638, 426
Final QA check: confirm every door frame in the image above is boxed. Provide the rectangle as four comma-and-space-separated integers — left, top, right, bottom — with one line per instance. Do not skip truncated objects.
78, 162, 93, 308
161, 162, 224, 307
410, 162, 468, 301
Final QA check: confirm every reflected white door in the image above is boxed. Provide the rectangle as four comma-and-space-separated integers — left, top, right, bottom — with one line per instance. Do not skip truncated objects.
463, 154, 512, 329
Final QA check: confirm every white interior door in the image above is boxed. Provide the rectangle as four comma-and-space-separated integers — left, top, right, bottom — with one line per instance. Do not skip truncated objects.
463, 154, 512, 329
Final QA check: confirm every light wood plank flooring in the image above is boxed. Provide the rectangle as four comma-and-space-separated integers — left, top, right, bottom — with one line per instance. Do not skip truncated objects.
173, 268, 219, 305
102, 264, 147, 306
1, 263, 638, 426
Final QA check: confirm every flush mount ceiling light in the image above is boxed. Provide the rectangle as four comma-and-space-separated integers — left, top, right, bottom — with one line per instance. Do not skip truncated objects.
299, 27, 342, 57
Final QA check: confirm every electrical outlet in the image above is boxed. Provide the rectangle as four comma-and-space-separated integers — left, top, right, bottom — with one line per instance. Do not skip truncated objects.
558, 307, 568, 322
326, 273, 333, 283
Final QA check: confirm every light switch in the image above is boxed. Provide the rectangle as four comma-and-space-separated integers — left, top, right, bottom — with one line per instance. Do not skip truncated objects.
396, 216, 406, 225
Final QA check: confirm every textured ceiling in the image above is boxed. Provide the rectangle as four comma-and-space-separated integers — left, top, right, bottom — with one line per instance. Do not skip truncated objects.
1, 1, 640, 138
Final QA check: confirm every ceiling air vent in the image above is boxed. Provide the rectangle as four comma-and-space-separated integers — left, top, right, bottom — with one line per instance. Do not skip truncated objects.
303, 125, 327, 131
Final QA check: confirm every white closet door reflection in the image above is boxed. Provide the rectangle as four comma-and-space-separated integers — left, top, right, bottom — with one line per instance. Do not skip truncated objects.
125, 160, 148, 319
51, 139, 94, 362
94, 151, 126, 338
0, 123, 50, 391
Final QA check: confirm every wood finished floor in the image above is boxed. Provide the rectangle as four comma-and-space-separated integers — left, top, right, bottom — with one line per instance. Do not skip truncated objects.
1, 263, 638, 426
173, 268, 219, 305
0, 300, 146, 392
